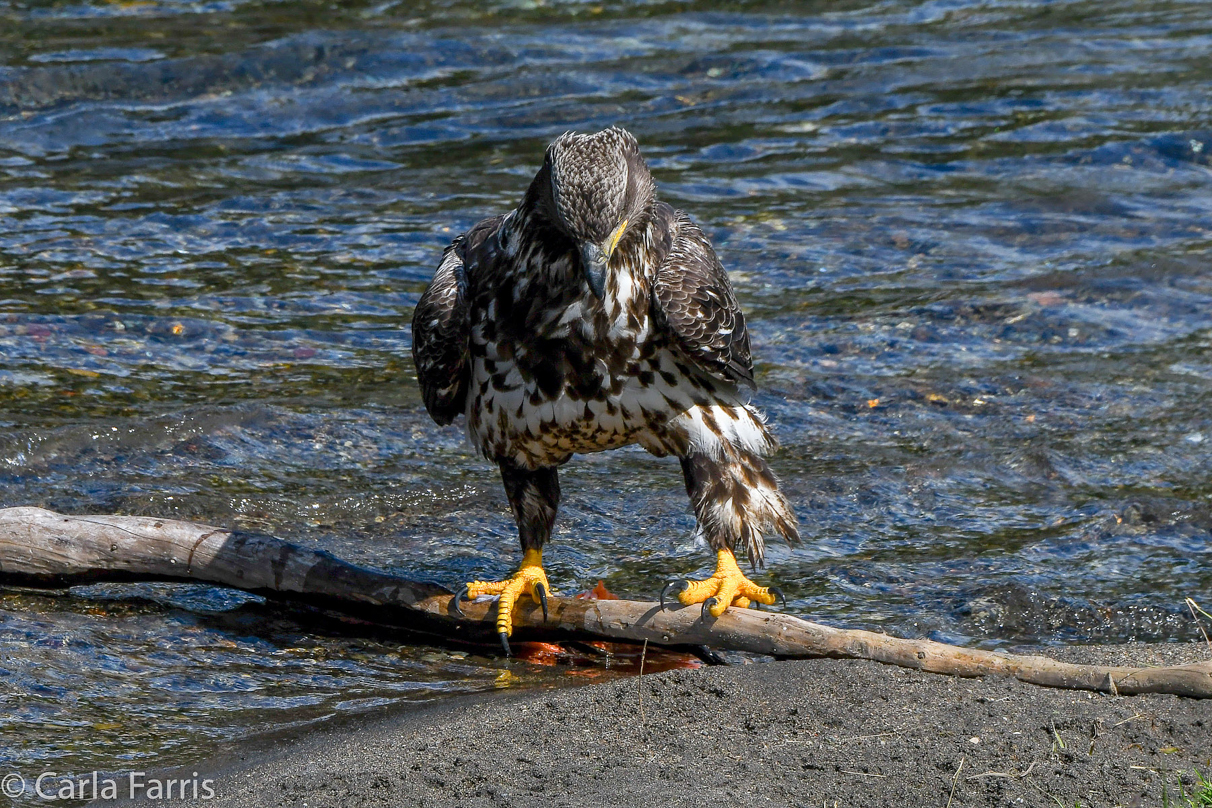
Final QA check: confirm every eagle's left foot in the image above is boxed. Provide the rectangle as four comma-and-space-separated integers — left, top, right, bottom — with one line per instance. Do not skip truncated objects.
453, 548, 550, 655
661, 548, 785, 618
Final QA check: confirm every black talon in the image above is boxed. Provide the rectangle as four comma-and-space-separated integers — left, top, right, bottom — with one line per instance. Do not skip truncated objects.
452, 584, 470, 617
535, 581, 549, 622
499, 631, 512, 657
769, 586, 787, 610
700, 597, 719, 620
660, 580, 688, 610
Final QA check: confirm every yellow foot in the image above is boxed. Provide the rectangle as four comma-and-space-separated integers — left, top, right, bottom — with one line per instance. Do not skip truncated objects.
660, 548, 786, 619
453, 548, 551, 655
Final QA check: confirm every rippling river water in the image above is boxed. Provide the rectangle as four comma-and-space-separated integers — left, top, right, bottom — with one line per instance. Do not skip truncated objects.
1, 0, 1210, 787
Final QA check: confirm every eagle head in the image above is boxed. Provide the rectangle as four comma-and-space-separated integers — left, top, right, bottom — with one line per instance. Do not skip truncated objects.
543, 126, 656, 298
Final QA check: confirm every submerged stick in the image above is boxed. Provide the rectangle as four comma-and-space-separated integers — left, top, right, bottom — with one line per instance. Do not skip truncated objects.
1, 506, 1209, 698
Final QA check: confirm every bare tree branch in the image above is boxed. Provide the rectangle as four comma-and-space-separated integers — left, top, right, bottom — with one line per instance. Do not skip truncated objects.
2, 506, 1209, 698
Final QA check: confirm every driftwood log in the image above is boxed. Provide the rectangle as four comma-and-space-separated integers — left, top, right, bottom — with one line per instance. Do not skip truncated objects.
1, 506, 1210, 698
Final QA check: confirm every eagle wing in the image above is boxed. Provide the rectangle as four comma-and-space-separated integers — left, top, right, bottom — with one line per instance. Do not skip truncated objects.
411, 215, 503, 425
652, 208, 756, 389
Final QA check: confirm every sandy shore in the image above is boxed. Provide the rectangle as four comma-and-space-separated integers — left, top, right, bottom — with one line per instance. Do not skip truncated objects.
112, 643, 1210, 808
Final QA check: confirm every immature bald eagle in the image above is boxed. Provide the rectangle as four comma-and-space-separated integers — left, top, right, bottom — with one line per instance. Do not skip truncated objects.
412, 127, 798, 653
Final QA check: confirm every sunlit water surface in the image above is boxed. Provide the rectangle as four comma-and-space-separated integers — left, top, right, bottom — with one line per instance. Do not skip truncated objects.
2, 0, 1211, 789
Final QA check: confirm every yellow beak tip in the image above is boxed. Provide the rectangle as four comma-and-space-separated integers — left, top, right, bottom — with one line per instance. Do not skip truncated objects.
605, 219, 628, 257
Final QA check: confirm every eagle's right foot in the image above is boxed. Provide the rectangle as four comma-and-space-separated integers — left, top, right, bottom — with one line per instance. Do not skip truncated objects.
660, 548, 785, 618
452, 548, 550, 655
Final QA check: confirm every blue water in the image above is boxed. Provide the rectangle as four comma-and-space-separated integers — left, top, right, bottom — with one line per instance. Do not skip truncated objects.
1, 0, 1211, 787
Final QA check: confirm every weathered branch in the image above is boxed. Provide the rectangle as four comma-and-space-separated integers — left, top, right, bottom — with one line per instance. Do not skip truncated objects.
2, 506, 1209, 698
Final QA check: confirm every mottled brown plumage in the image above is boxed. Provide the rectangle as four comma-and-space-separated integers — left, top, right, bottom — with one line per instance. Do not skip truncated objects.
413, 127, 797, 645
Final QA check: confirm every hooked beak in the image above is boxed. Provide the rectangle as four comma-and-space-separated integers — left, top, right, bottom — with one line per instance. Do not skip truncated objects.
579, 219, 628, 300
580, 242, 607, 299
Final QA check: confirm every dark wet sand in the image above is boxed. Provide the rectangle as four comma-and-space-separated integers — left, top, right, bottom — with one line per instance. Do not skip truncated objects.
115, 644, 1210, 808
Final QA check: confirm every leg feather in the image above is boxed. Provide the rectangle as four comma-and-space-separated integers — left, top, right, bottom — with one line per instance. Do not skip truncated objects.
499, 462, 560, 551
680, 437, 798, 567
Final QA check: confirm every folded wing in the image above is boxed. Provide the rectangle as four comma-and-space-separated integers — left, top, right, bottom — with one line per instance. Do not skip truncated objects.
411, 239, 470, 425
652, 210, 755, 389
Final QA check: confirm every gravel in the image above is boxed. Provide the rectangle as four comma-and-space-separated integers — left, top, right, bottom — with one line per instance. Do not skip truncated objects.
114, 643, 1211, 808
